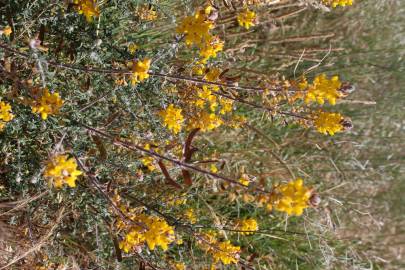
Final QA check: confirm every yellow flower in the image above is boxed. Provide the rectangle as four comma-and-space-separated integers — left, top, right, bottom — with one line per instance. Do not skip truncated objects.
188, 111, 223, 132
198, 232, 240, 265
176, 7, 215, 47
212, 240, 240, 265
120, 214, 175, 252
31, 89, 63, 120
192, 63, 205, 75
0, 101, 14, 131
297, 76, 308, 90
199, 37, 224, 63
313, 111, 344, 136
204, 67, 221, 83
176, 7, 223, 62
219, 98, 233, 114
236, 218, 258, 235
323, 0, 353, 7
119, 229, 145, 253
128, 43, 138, 54
174, 262, 186, 270
143, 216, 175, 251
239, 174, 250, 186
130, 58, 151, 86
305, 74, 342, 105
210, 164, 218, 173
271, 178, 311, 216
140, 156, 156, 171
1, 26, 12, 37
44, 154, 82, 188
159, 104, 184, 134
237, 9, 256, 29
74, 0, 100, 22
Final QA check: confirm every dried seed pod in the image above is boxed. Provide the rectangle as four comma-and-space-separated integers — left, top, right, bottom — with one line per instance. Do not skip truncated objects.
338, 83, 356, 97
309, 192, 321, 207
341, 118, 353, 131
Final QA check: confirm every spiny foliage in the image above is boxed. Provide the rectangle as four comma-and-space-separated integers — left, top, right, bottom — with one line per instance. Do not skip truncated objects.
0, 0, 368, 269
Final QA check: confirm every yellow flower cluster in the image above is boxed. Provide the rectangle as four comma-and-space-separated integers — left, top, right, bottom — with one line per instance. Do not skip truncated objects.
130, 58, 151, 86
176, 6, 224, 62
73, 0, 100, 22
192, 68, 233, 115
31, 89, 63, 120
314, 111, 344, 135
119, 214, 175, 252
237, 9, 256, 29
140, 156, 156, 171
303, 74, 342, 105
0, 101, 14, 131
213, 240, 241, 265
188, 111, 223, 132
44, 154, 82, 188
323, 0, 353, 7
269, 178, 311, 216
159, 104, 185, 134
199, 232, 240, 265
236, 218, 258, 235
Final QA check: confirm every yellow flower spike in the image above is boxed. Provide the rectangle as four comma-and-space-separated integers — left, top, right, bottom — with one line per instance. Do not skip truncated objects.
44, 154, 82, 188
313, 111, 345, 136
1, 26, 12, 37
31, 89, 63, 120
73, 0, 100, 22
131, 58, 151, 86
0, 101, 14, 131
237, 9, 256, 29
159, 104, 184, 134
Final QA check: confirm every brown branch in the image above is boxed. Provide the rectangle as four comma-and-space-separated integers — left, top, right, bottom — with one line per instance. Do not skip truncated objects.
0, 42, 301, 93
76, 122, 270, 193
157, 160, 182, 189
181, 128, 200, 186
